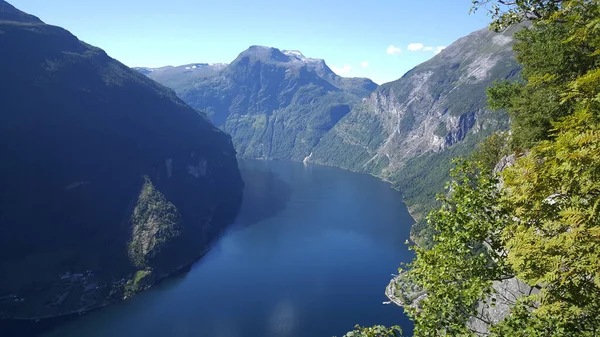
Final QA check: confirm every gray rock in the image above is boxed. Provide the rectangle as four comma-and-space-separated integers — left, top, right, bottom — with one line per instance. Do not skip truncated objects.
468, 278, 536, 335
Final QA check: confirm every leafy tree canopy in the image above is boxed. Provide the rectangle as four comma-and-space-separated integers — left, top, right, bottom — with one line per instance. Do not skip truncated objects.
486, 0, 600, 150
403, 160, 512, 336
498, 109, 600, 335
470, 0, 564, 31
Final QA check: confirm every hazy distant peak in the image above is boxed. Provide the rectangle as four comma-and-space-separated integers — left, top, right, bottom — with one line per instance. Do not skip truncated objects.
134, 62, 227, 73
208, 62, 228, 67
184, 63, 210, 69
0, 0, 43, 23
182, 63, 227, 70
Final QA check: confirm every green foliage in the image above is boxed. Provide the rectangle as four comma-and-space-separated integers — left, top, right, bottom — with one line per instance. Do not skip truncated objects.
500, 110, 600, 335
124, 269, 153, 298
402, 160, 513, 336
485, 1, 600, 150
486, 80, 522, 111
401, 122, 600, 334
471, 131, 509, 171
470, 0, 563, 31
340, 324, 402, 337
392, 145, 476, 246
128, 176, 182, 269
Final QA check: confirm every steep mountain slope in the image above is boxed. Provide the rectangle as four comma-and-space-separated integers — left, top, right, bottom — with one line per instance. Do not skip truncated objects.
138, 47, 377, 160
308, 26, 520, 234
0, 1, 243, 319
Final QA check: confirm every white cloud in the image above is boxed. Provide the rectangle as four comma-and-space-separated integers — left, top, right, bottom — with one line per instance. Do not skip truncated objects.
386, 45, 402, 55
361, 61, 369, 68
331, 64, 352, 75
407, 43, 424, 51
406, 43, 446, 54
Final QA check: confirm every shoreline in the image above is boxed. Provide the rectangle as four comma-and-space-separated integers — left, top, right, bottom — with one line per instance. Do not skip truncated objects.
385, 277, 406, 308
0, 225, 233, 336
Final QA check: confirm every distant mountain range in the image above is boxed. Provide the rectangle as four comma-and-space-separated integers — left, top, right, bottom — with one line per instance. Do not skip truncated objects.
0, 0, 242, 319
134, 63, 227, 93
137, 26, 521, 244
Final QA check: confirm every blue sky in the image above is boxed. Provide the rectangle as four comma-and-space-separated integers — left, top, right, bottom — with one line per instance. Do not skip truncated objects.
11, 0, 491, 84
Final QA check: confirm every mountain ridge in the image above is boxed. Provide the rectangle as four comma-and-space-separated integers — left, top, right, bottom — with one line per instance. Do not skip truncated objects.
0, 0, 243, 319
0, 1, 42, 23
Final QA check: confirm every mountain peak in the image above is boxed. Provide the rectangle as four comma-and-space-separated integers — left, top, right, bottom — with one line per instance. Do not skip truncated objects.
233, 46, 326, 66
235, 45, 289, 63
0, 1, 43, 24
247, 45, 275, 51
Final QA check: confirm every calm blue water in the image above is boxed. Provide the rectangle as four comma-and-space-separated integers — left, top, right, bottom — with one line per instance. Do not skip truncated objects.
43, 160, 415, 337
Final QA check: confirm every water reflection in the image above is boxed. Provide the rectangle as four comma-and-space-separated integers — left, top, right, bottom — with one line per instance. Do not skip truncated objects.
17, 160, 415, 337
234, 164, 292, 229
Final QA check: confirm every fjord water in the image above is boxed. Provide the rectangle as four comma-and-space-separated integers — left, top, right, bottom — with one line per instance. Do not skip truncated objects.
44, 160, 415, 337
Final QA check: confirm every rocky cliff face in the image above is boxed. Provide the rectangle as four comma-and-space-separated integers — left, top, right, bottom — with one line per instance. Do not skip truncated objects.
137, 47, 377, 161
308, 25, 520, 221
310, 25, 520, 172
0, 1, 243, 319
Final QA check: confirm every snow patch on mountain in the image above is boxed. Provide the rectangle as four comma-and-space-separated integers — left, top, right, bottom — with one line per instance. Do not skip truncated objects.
282, 50, 323, 64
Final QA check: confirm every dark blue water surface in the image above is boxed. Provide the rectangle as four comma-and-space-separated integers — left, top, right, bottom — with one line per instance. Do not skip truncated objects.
44, 160, 415, 337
